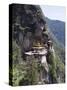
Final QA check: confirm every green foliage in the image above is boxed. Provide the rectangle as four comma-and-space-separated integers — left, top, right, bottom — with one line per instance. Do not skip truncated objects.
10, 62, 30, 86
48, 50, 65, 83
10, 40, 40, 85
54, 42, 65, 63
37, 63, 44, 72
12, 40, 22, 65
19, 60, 39, 85
48, 52, 57, 83
9, 40, 25, 86
31, 59, 39, 84
55, 54, 65, 83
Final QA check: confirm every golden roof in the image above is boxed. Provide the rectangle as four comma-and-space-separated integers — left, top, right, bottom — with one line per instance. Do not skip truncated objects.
32, 42, 44, 49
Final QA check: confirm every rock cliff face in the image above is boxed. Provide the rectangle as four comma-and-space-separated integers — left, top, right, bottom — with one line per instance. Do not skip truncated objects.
9, 4, 65, 86
12, 4, 48, 52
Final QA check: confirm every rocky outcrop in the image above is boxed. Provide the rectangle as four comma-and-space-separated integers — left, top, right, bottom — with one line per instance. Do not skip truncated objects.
12, 4, 48, 51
